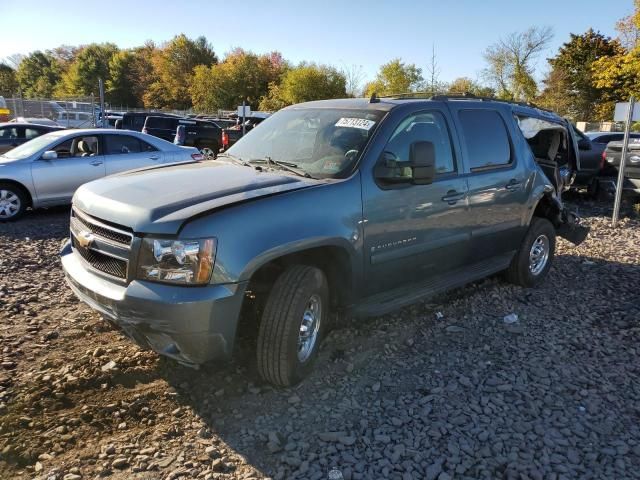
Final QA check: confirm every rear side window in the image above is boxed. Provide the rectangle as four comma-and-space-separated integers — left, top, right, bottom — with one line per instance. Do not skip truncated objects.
105, 135, 142, 155
147, 117, 177, 130
25, 128, 43, 139
458, 110, 511, 171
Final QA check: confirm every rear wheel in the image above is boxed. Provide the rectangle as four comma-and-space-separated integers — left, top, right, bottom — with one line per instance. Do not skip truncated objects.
0, 183, 27, 221
505, 217, 556, 287
257, 265, 328, 386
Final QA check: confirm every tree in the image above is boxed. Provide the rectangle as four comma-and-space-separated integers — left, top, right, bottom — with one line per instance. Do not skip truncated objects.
615, 0, 640, 50
365, 59, 424, 96
483, 27, 553, 102
190, 49, 286, 112
106, 51, 139, 107
259, 63, 346, 110
0, 64, 18, 97
145, 35, 217, 109
58, 43, 119, 96
592, 1, 640, 119
538, 29, 623, 119
446, 77, 495, 97
425, 45, 445, 95
16, 51, 61, 98
341, 64, 365, 97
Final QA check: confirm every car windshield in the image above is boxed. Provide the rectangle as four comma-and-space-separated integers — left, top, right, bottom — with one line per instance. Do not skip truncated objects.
226, 108, 385, 178
1, 132, 67, 160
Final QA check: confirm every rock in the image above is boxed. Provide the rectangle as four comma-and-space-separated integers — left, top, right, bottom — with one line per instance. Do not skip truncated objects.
445, 325, 465, 333
111, 457, 128, 469
211, 458, 224, 471
101, 360, 117, 372
63, 474, 82, 480
503, 313, 518, 324
426, 462, 442, 480
338, 435, 356, 446
372, 382, 381, 392
318, 432, 347, 442
288, 394, 301, 404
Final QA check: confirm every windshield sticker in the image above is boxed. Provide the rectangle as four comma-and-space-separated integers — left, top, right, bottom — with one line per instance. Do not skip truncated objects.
335, 118, 376, 130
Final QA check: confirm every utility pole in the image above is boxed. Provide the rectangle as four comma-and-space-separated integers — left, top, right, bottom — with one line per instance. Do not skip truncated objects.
612, 96, 636, 227
98, 78, 106, 128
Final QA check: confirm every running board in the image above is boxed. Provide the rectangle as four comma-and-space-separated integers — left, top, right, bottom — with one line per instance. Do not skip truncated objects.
350, 252, 514, 318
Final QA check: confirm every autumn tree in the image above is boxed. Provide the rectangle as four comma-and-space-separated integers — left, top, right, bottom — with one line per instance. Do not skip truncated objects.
483, 27, 553, 102
365, 59, 424, 96
58, 43, 119, 96
0, 64, 18, 97
538, 29, 623, 119
446, 77, 495, 97
105, 51, 140, 107
16, 51, 61, 98
145, 35, 217, 109
259, 63, 346, 110
190, 49, 285, 112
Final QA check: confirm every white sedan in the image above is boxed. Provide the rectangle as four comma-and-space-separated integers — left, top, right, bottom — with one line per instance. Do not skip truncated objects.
0, 128, 203, 220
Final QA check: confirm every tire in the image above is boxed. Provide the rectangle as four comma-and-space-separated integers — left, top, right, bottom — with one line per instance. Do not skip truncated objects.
0, 182, 28, 221
257, 265, 329, 386
505, 217, 556, 287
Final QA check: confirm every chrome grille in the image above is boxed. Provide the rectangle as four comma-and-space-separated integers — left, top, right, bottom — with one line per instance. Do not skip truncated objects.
72, 237, 128, 279
71, 208, 132, 246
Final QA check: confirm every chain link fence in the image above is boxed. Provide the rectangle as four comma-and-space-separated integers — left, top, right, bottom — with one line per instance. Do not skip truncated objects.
3, 96, 101, 128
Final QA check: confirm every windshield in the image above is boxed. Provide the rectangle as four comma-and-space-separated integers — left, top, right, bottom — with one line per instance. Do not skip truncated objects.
226, 108, 385, 178
2, 132, 67, 160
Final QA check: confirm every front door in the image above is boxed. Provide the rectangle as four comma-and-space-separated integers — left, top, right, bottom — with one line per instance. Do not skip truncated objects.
446, 105, 530, 261
31, 134, 105, 204
362, 109, 471, 296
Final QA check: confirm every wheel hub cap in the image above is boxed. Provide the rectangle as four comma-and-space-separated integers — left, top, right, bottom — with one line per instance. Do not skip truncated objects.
529, 234, 549, 275
0, 190, 20, 218
298, 294, 321, 362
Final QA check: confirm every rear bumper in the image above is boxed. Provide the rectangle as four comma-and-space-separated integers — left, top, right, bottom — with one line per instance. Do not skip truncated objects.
60, 240, 247, 366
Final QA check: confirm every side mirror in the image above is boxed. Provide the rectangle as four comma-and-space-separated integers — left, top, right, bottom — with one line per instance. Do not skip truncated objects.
410, 141, 436, 185
578, 138, 591, 150
41, 150, 58, 160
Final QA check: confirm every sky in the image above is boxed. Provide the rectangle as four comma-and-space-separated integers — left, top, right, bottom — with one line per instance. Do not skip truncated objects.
0, 0, 632, 86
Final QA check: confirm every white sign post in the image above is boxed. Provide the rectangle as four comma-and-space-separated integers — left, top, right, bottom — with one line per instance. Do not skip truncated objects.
612, 98, 638, 227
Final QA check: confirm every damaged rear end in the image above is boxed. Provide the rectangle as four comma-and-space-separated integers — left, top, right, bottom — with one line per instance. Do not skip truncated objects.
516, 113, 589, 246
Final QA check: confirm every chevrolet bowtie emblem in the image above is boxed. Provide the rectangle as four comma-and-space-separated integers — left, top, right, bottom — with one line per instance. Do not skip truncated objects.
77, 230, 95, 248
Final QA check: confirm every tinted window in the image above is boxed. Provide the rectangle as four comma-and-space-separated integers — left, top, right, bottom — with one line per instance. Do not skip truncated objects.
140, 139, 157, 152
459, 110, 511, 170
25, 128, 43, 139
146, 117, 177, 130
0, 127, 19, 139
383, 111, 456, 177
105, 135, 142, 155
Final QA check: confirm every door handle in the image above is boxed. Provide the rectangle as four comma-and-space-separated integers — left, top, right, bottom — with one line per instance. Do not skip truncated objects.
505, 179, 522, 191
149, 155, 160, 160
441, 190, 465, 205
90, 160, 103, 166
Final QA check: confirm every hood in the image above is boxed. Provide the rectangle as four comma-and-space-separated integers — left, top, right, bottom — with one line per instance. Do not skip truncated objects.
74, 161, 321, 234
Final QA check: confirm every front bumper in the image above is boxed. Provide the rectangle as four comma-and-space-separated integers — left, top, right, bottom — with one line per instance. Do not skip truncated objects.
60, 240, 247, 366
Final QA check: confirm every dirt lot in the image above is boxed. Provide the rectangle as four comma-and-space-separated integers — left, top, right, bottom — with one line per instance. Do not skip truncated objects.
0, 197, 639, 480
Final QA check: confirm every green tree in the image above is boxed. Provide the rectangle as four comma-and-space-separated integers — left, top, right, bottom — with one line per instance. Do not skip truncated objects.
0, 64, 18, 96
190, 49, 285, 112
446, 77, 495, 97
58, 43, 119, 96
365, 59, 424, 96
483, 27, 553, 102
538, 29, 623, 119
106, 51, 139, 107
259, 63, 346, 110
145, 35, 217, 109
15, 51, 61, 98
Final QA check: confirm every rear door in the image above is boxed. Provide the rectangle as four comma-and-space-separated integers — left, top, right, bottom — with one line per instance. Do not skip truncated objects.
31, 134, 106, 203
446, 104, 529, 262
103, 134, 162, 175
362, 107, 470, 295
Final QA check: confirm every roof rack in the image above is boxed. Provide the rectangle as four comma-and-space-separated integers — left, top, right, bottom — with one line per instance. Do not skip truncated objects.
378, 91, 554, 113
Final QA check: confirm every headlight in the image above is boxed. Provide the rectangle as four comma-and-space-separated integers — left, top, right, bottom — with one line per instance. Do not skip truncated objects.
137, 238, 216, 285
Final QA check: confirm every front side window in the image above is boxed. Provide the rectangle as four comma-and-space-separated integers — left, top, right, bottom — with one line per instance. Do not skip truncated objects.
227, 108, 385, 179
105, 135, 142, 155
459, 110, 511, 171
0, 127, 19, 139
382, 111, 456, 179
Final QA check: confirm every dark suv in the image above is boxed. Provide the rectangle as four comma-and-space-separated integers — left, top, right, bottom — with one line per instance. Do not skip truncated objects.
144, 116, 221, 152
61, 95, 588, 386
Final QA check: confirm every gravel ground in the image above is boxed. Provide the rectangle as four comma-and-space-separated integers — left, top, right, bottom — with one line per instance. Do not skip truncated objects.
0, 197, 639, 480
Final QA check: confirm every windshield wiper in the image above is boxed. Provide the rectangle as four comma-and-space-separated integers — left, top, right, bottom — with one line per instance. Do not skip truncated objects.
248, 157, 313, 178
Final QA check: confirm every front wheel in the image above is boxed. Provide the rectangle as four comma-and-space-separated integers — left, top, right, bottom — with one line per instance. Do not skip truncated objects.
257, 265, 328, 386
505, 217, 556, 287
0, 183, 27, 221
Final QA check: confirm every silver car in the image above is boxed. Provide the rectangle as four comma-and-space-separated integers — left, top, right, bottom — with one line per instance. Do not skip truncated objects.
0, 129, 202, 220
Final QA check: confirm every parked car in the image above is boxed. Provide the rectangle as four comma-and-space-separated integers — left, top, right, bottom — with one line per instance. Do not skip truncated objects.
118, 112, 181, 132
60, 96, 587, 386
601, 137, 640, 195
144, 116, 221, 152
0, 122, 65, 154
0, 129, 202, 220
9, 117, 60, 127
573, 128, 640, 190
220, 113, 270, 151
